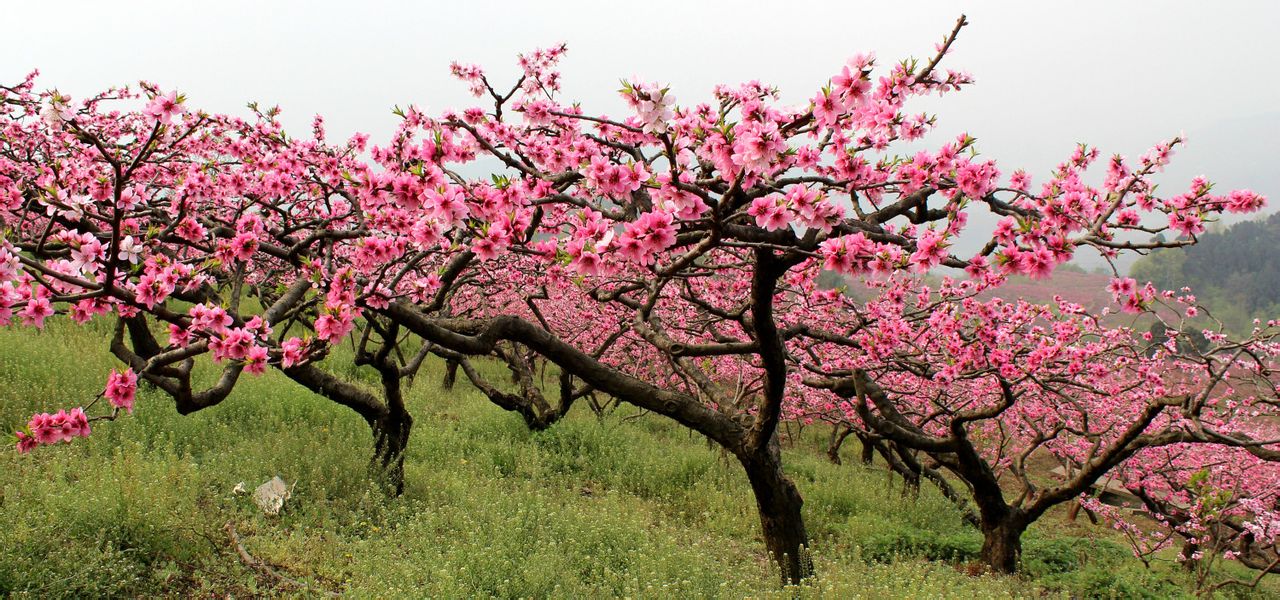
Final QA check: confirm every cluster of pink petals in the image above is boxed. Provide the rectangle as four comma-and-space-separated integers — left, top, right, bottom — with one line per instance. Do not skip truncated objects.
104, 368, 138, 413
15, 408, 90, 453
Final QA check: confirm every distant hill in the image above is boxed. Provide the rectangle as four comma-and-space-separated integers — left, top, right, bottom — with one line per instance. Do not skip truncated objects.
821, 267, 1117, 314
976, 270, 1114, 312
1131, 212, 1280, 333
1071, 111, 1280, 275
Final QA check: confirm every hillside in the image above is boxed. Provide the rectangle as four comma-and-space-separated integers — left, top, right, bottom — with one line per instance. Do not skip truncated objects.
0, 319, 1272, 598
1131, 213, 1280, 333
977, 270, 1115, 312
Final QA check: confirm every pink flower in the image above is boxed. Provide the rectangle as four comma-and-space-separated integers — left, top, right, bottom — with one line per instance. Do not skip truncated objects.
472, 222, 512, 260
819, 233, 873, 275
992, 217, 1018, 243
244, 345, 269, 375
1168, 211, 1204, 237
964, 255, 991, 279
1008, 170, 1031, 192
731, 120, 786, 174
747, 196, 792, 231
105, 368, 138, 413
20, 408, 91, 451
622, 81, 675, 134
1107, 277, 1137, 299
28, 413, 56, 444
571, 250, 603, 275
228, 232, 259, 262
14, 430, 37, 453
189, 303, 232, 334
1121, 293, 1145, 314
422, 186, 470, 225
909, 228, 949, 272
175, 218, 207, 242
67, 408, 90, 439
616, 211, 677, 264
315, 310, 354, 344
210, 328, 255, 361
1018, 246, 1056, 279
811, 89, 844, 127
29, 409, 90, 445
135, 272, 174, 309
245, 316, 272, 338
281, 337, 308, 368
144, 91, 185, 124
1225, 189, 1265, 213
18, 296, 54, 329
833, 55, 873, 104
168, 324, 192, 346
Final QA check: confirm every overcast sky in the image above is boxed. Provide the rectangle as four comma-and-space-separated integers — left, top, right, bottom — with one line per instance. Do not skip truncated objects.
4, 1, 1277, 269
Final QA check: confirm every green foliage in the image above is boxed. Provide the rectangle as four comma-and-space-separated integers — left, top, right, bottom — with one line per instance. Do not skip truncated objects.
1020, 537, 1188, 599
1130, 213, 1280, 333
859, 524, 982, 563
0, 319, 1273, 597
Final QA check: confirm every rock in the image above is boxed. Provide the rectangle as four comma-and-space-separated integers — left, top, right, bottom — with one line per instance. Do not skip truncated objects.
252, 476, 291, 516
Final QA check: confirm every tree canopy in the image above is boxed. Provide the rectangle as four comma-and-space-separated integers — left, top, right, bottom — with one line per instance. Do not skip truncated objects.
4, 16, 1278, 585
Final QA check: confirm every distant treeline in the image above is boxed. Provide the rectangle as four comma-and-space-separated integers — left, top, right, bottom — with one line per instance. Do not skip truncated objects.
1131, 212, 1280, 333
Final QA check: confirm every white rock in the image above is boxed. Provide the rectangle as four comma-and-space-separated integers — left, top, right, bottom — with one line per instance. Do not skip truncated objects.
252, 476, 291, 515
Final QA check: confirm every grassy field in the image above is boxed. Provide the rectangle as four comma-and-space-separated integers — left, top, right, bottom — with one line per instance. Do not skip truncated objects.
0, 318, 1271, 598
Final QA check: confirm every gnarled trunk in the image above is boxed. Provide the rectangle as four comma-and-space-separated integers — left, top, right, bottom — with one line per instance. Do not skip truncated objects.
855, 431, 876, 465
825, 423, 853, 465
979, 516, 1026, 574
740, 450, 812, 584
280, 362, 412, 494
441, 359, 459, 390
372, 408, 412, 496
1180, 540, 1200, 573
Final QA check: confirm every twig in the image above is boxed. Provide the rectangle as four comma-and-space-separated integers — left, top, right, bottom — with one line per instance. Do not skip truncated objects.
224, 521, 340, 597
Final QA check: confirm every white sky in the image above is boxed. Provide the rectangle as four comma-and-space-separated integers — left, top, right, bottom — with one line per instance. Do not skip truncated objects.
4, 0, 1277, 269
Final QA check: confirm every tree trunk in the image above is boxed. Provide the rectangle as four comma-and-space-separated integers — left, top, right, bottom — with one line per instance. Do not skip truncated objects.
825, 423, 853, 465
1180, 540, 1200, 572
740, 451, 812, 584
856, 431, 875, 465
979, 518, 1025, 574
372, 409, 413, 496
441, 359, 459, 390
889, 443, 921, 496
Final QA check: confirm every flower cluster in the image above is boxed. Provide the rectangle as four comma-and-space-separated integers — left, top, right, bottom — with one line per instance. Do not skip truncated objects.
15, 408, 90, 453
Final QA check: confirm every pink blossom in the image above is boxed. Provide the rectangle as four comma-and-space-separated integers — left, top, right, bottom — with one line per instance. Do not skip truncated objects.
14, 431, 37, 454
244, 345, 269, 375
909, 228, 949, 272
746, 196, 792, 231
281, 337, 308, 368
210, 328, 255, 361
18, 296, 54, 329
144, 91, 185, 124
1225, 189, 1265, 213
819, 233, 873, 275
105, 368, 138, 413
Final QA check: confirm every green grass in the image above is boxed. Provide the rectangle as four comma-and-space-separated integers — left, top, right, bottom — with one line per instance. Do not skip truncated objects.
0, 318, 1270, 598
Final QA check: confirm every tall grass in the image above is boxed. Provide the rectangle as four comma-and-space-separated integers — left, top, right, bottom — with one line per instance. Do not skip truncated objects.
0, 318, 1266, 597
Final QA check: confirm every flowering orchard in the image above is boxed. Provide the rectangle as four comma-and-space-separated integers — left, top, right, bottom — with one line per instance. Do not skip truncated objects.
799, 277, 1280, 576
3, 15, 1277, 583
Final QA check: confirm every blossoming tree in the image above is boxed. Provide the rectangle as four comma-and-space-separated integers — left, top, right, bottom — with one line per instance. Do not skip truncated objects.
797, 277, 1280, 573
1097, 442, 1280, 593
5, 15, 1275, 582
